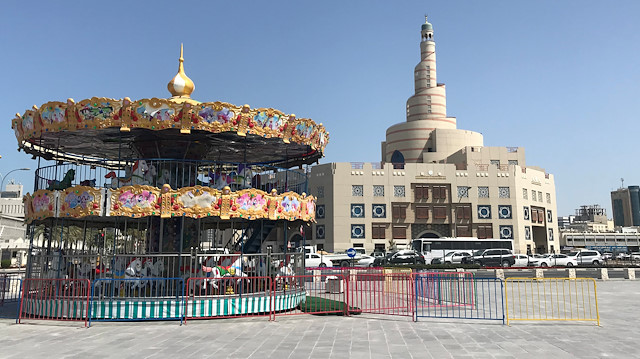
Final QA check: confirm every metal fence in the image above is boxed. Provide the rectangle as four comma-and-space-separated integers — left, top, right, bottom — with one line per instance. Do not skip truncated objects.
505, 278, 600, 326
19, 278, 91, 327
348, 273, 414, 317
414, 276, 504, 323
273, 274, 348, 318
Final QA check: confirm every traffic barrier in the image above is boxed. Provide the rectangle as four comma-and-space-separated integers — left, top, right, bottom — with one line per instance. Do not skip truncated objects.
89, 278, 184, 325
19, 278, 91, 327
414, 276, 504, 323
185, 276, 273, 322
505, 278, 600, 326
348, 273, 413, 317
273, 274, 348, 318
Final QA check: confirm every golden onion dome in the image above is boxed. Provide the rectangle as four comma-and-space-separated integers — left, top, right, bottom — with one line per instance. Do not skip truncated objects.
167, 44, 198, 104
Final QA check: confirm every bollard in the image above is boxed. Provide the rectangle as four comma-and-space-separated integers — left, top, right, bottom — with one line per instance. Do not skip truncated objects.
495, 269, 504, 281
625, 268, 636, 280
567, 268, 576, 279
535, 269, 544, 279
599, 268, 609, 280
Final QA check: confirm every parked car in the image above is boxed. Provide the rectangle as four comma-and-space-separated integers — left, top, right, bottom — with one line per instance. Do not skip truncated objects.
616, 252, 630, 260
373, 250, 425, 266
355, 255, 376, 267
462, 249, 515, 267
305, 253, 333, 267
567, 250, 603, 266
602, 252, 613, 261
513, 254, 532, 267
529, 253, 577, 267
442, 251, 472, 264
373, 251, 397, 267
631, 252, 640, 261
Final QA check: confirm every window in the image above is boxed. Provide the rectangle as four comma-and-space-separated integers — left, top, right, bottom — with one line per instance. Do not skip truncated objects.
522, 188, 528, 200
531, 189, 536, 201
416, 206, 429, 219
478, 186, 489, 198
477, 224, 493, 239
373, 185, 384, 197
498, 187, 510, 198
351, 224, 365, 239
372, 224, 386, 239
374, 244, 385, 252
546, 193, 551, 204
392, 226, 407, 239
433, 206, 447, 219
394, 185, 405, 197
427, 105, 432, 114
415, 185, 428, 200
457, 186, 469, 198
490, 160, 500, 167
508, 160, 518, 166
456, 225, 471, 237
538, 191, 543, 202
352, 185, 363, 196
392, 205, 406, 220
433, 186, 447, 200
456, 205, 471, 220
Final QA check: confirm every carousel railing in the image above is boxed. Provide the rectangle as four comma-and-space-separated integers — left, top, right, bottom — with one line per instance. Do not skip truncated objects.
34, 158, 308, 195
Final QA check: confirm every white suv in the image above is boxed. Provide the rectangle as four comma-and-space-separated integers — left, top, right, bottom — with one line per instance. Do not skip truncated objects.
305, 253, 333, 267
567, 250, 603, 266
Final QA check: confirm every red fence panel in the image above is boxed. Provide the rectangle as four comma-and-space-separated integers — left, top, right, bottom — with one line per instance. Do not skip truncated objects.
184, 276, 273, 322
347, 273, 414, 317
273, 274, 348, 318
19, 278, 91, 327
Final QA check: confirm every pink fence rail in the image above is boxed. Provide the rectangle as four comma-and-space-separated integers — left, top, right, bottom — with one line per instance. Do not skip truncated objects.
413, 271, 476, 310
19, 278, 91, 327
273, 274, 348, 318
184, 276, 273, 322
347, 273, 414, 317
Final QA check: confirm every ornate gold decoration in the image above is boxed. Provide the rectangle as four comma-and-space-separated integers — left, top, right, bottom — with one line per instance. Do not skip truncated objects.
109, 185, 161, 218
13, 100, 329, 154
171, 186, 221, 218
24, 185, 317, 223
167, 44, 196, 103
59, 186, 103, 218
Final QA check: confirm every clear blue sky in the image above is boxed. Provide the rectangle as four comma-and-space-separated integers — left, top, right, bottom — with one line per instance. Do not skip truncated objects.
1, 0, 639, 217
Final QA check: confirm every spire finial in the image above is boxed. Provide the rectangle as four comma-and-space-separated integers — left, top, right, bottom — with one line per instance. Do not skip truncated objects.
168, 44, 195, 100
425, 14, 428, 23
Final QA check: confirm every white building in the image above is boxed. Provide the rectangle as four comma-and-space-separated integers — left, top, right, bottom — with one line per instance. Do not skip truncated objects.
308, 17, 559, 255
0, 183, 28, 267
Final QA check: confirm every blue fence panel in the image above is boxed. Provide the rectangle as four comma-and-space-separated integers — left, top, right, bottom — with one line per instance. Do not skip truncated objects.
89, 277, 184, 326
415, 276, 505, 324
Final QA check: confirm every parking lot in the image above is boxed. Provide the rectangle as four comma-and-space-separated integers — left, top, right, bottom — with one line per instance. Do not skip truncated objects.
0, 280, 638, 358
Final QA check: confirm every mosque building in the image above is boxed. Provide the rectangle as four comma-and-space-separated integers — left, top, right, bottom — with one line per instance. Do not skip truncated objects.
308, 17, 558, 255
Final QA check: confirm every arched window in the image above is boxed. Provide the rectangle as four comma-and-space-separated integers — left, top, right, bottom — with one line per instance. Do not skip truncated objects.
391, 150, 405, 169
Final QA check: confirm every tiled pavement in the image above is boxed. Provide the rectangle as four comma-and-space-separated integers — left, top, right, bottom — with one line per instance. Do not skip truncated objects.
0, 280, 638, 358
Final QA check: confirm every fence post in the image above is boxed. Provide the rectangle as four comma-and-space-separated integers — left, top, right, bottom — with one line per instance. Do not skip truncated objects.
534, 269, 544, 279
599, 268, 609, 280
495, 269, 504, 281
625, 268, 636, 280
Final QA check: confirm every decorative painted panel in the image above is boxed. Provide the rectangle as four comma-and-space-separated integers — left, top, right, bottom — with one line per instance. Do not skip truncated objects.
478, 186, 489, 198
457, 186, 469, 198
109, 185, 161, 218
351, 204, 365, 218
498, 205, 512, 219
316, 225, 325, 239
499, 225, 513, 239
59, 186, 103, 218
316, 205, 325, 219
372, 204, 386, 218
316, 186, 324, 198
352, 185, 363, 197
524, 226, 531, 240
477, 205, 491, 219
548, 228, 554, 241
523, 206, 530, 220
373, 185, 385, 197
394, 185, 405, 197
351, 224, 365, 239
498, 187, 510, 198
547, 210, 553, 223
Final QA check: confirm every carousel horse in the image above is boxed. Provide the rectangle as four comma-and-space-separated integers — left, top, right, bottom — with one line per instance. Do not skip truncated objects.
142, 258, 166, 293
47, 169, 75, 190
122, 257, 145, 293
200, 255, 249, 292
79, 179, 96, 187
104, 160, 149, 189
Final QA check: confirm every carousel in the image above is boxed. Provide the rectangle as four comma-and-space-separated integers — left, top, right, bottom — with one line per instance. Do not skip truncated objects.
12, 46, 327, 321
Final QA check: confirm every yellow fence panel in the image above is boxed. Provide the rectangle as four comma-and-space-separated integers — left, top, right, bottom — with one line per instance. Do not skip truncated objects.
505, 278, 600, 326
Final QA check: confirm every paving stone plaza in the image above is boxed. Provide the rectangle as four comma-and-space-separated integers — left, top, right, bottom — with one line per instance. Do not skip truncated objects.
0, 280, 637, 358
